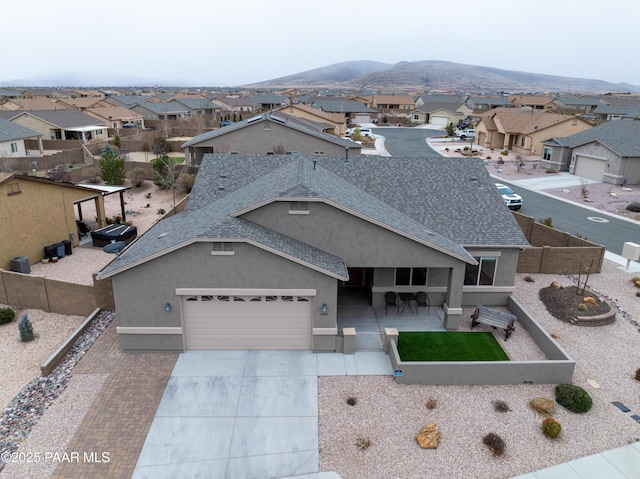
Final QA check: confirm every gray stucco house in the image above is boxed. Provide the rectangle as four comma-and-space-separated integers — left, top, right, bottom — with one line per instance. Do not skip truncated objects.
97, 154, 528, 352
181, 112, 361, 166
541, 119, 640, 184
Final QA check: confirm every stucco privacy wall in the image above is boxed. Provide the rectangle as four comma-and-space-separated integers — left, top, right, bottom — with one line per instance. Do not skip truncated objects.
387, 296, 575, 385
111, 241, 338, 352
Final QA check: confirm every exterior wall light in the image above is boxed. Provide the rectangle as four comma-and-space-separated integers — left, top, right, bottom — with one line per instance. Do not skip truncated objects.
165, 302, 172, 312
321, 303, 328, 315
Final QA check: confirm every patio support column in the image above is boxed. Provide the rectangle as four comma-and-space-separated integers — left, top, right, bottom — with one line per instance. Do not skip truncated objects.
442, 267, 464, 331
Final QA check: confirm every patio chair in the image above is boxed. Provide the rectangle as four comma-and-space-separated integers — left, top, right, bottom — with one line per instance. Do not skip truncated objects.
385, 291, 399, 315
415, 291, 430, 314
76, 220, 91, 237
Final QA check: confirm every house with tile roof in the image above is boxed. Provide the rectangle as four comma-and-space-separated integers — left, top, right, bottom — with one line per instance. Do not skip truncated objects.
508, 94, 558, 111
181, 112, 361, 165
0, 98, 70, 111
97, 154, 528, 352
541, 119, 640, 184
475, 107, 593, 157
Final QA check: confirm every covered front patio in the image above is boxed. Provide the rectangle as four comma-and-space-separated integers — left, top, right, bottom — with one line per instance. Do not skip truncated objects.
337, 287, 446, 351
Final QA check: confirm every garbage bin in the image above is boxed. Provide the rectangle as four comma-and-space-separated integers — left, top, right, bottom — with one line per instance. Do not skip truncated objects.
10, 256, 31, 274
53, 242, 65, 259
62, 240, 72, 256
44, 244, 57, 259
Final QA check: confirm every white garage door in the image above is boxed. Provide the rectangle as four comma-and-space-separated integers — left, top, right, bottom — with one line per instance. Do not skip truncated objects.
430, 115, 449, 126
182, 293, 312, 350
574, 155, 606, 181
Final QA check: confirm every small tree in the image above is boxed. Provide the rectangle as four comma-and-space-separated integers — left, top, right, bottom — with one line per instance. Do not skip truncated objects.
445, 122, 455, 136
99, 154, 126, 185
152, 154, 181, 205
128, 167, 147, 187
101, 143, 116, 158
18, 313, 34, 342
113, 135, 122, 150
151, 138, 169, 157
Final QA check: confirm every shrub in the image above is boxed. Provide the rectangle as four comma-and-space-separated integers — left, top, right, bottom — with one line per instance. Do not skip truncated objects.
627, 202, 640, 213
524, 276, 535, 283
157, 208, 166, 215
128, 167, 147, 187
501, 149, 509, 156
99, 155, 126, 185
482, 432, 505, 457
577, 303, 588, 312
145, 192, 152, 199
18, 313, 34, 342
346, 396, 357, 406
542, 417, 562, 438
555, 384, 592, 413
463, 146, 469, 151
486, 155, 492, 160
426, 397, 438, 410
538, 217, 554, 228
178, 173, 196, 194
492, 400, 510, 413
635, 368, 640, 381
356, 436, 371, 450
0, 307, 15, 325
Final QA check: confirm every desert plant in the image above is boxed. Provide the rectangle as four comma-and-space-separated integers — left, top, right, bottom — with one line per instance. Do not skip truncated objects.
626, 202, 640, 213
463, 146, 469, 151
577, 303, 588, 312
445, 122, 455, 136
145, 192, 152, 199
492, 400, 510, 413
178, 173, 196, 194
426, 397, 438, 410
157, 208, 166, 215
635, 368, 640, 381
356, 435, 371, 450
346, 396, 357, 406
486, 155, 491, 160
145, 203, 151, 208
482, 432, 505, 457
555, 384, 592, 413
524, 276, 535, 282
501, 149, 509, 156
128, 167, 147, 187
542, 417, 562, 438
0, 307, 15, 325
18, 313, 34, 342
538, 217, 554, 228
580, 181, 590, 199
151, 137, 170, 157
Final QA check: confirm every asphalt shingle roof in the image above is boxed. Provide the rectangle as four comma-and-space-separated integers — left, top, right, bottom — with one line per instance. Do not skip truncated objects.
99, 154, 528, 279
0, 118, 41, 141
14, 110, 106, 128
544, 119, 640, 156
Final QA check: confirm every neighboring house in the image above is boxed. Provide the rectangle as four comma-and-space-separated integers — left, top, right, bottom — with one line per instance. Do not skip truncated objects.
412, 101, 468, 126
0, 89, 23, 101
249, 94, 290, 112
169, 98, 221, 119
209, 96, 255, 115
83, 106, 145, 131
181, 112, 361, 165
272, 104, 347, 136
104, 95, 152, 108
0, 174, 107, 271
97, 154, 529, 353
9, 110, 108, 142
311, 99, 376, 124
553, 96, 602, 114
466, 96, 513, 113
0, 119, 43, 157
55, 97, 111, 109
509, 95, 557, 111
541, 119, 640, 184
592, 104, 640, 122
475, 108, 593, 157
415, 95, 466, 108
371, 95, 416, 114
129, 101, 189, 120
0, 98, 70, 111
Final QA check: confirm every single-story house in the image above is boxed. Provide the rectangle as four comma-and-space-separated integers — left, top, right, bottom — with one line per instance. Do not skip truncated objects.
181, 112, 361, 166
129, 101, 189, 121
9, 110, 108, 142
475, 108, 593, 157
311, 99, 376, 124
84, 106, 146, 131
541, 119, 640, 184
273, 104, 347, 137
0, 174, 107, 271
0, 119, 43, 157
97, 154, 529, 353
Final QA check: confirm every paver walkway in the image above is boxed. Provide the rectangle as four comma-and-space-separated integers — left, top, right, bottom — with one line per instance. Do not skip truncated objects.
50, 322, 178, 479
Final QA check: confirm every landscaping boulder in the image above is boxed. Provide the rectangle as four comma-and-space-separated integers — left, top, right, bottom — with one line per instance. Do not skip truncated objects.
583, 297, 597, 305
416, 421, 440, 449
529, 397, 554, 414
550, 281, 562, 288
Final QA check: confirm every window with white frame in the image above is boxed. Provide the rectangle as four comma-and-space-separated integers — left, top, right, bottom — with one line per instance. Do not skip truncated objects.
395, 267, 428, 286
543, 147, 552, 160
464, 256, 497, 286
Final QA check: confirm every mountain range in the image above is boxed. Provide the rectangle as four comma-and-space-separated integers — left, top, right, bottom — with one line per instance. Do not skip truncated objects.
245, 60, 640, 94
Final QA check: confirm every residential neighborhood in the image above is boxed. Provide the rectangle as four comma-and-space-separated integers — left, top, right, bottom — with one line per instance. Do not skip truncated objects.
1, 83, 640, 479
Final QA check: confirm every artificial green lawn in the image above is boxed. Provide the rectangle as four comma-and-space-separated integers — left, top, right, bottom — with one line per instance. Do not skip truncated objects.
397, 332, 510, 361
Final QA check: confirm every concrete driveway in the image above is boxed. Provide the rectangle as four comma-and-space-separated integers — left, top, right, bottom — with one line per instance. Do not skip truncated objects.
132, 350, 392, 479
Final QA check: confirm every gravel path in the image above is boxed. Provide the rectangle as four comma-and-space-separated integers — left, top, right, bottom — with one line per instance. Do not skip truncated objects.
318, 260, 640, 479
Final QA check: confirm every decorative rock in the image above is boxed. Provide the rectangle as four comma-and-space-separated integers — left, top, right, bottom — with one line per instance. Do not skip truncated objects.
583, 297, 597, 305
416, 421, 440, 449
550, 281, 562, 288
529, 397, 555, 414
634, 281, 640, 289
610, 192, 618, 198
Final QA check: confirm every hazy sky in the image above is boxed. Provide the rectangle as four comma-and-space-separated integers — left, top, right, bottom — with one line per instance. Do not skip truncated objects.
3, 0, 638, 87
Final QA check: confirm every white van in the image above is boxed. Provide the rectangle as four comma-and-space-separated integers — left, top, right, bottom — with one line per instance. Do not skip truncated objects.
346, 127, 374, 138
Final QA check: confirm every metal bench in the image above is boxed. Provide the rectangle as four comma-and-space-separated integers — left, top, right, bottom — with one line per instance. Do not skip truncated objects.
471, 305, 516, 341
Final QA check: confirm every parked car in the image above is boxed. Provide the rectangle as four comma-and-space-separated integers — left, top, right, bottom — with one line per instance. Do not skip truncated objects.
495, 183, 523, 210
455, 129, 476, 141
346, 127, 374, 138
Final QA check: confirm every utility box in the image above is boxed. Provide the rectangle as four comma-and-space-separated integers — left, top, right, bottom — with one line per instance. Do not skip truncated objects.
10, 256, 31, 274
622, 242, 640, 261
